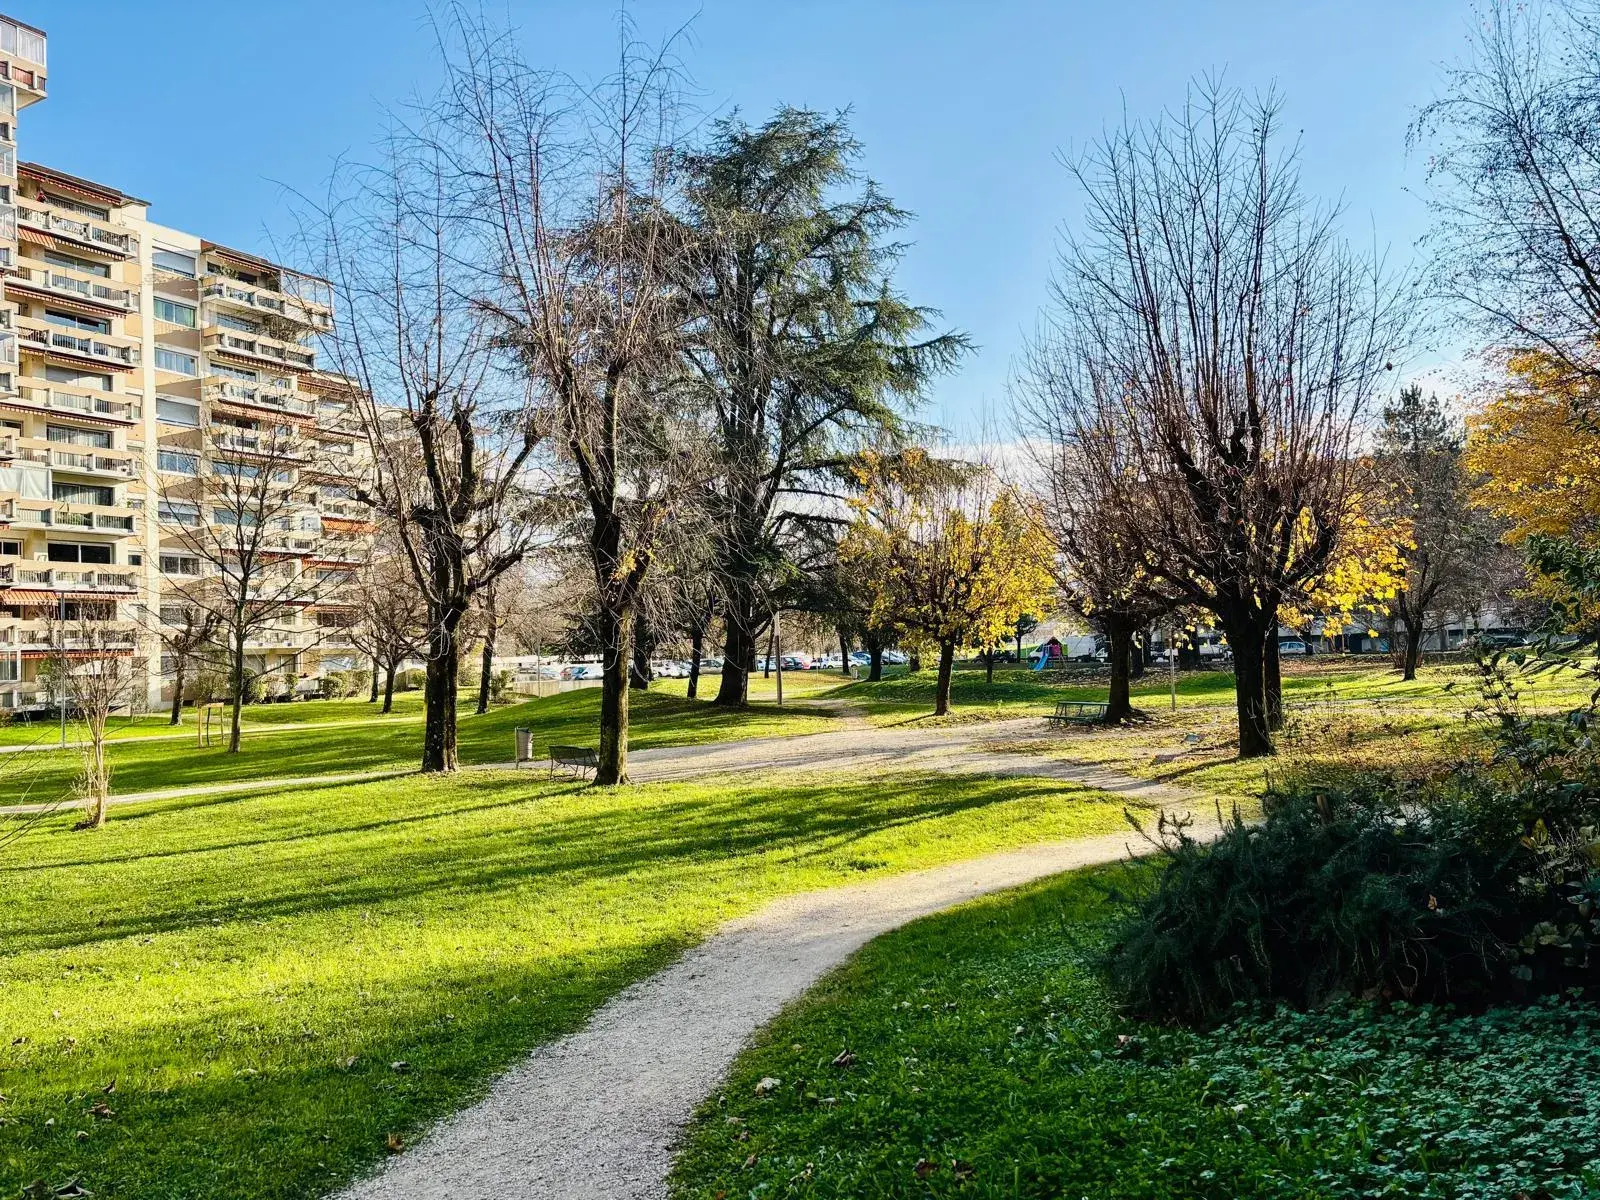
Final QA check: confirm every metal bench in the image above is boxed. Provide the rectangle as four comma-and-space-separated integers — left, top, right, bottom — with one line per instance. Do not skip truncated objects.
548, 744, 599, 779
1046, 700, 1108, 726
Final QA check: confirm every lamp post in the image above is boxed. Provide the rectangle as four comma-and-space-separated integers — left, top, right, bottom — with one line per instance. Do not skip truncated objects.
58, 592, 67, 749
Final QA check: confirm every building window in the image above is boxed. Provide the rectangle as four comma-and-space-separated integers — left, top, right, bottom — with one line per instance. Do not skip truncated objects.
128, 553, 142, 566
153, 297, 197, 328
47, 424, 111, 449
47, 543, 113, 565
155, 397, 200, 426
53, 482, 113, 507
154, 347, 198, 376
153, 248, 196, 278
158, 501, 201, 527
43, 192, 109, 222
160, 554, 201, 576
44, 309, 109, 335
157, 450, 198, 475
41, 249, 108, 278
44, 364, 113, 392
0, 539, 18, 557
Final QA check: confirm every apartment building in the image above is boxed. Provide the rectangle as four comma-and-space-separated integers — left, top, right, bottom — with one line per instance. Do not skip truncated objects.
0, 13, 368, 713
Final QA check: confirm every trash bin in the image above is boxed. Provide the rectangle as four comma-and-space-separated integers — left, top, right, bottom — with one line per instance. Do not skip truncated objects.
514, 727, 533, 764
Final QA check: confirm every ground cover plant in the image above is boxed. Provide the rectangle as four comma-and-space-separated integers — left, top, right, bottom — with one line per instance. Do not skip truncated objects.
671, 868, 1600, 1199
0, 765, 1133, 1198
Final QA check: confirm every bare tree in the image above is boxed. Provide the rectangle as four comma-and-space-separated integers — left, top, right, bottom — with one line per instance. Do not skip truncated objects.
304, 111, 547, 772
1043, 83, 1411, 756
1415, 0, 1600, 384
45, 604, 137, 829
348, 545, 428, 713
155, 422, 330, 752
440, 14, 708, 784
1016, 367, 1180, 721
149, 603, 221, 726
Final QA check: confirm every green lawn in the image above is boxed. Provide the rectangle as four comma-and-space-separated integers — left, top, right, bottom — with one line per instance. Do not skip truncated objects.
825, 655, 1600, 725
0, 688, 838, 807
0, 768, 1135, 1198
672, 866, 1600, 1199
0, 691, 431, 749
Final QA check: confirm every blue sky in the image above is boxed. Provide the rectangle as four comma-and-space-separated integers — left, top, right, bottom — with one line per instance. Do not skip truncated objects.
10, 0, 1470, 432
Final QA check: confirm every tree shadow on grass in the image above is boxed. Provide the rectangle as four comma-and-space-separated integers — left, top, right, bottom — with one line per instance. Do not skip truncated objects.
1, 775, 1097, 954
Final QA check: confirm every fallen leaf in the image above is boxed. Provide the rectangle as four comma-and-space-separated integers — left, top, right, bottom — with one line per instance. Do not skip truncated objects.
742, 1153, 757, 1169
100, 1081, 115, 1095
753, 1076, 780, 1097
954, 1160, 975, 1181
385, 1133, 404, 1153
390, 1061, 411, 1074
831, 1050, 855, 1069
914, 1158, 939, 1180
88, 1103, 114, 1121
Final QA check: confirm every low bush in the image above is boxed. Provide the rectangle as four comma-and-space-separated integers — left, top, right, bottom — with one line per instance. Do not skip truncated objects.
322, 671, 352, 699
1104, 740, 1600, 1023
399, 668, 426, 691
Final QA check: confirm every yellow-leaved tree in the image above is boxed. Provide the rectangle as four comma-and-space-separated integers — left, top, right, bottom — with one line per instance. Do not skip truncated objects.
842, 455, 1055, 716
1466, 350, 1600, 624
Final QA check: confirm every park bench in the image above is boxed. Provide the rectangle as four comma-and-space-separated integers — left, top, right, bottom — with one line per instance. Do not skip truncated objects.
548, 744, 600, 779
1046, 700, 1108, 726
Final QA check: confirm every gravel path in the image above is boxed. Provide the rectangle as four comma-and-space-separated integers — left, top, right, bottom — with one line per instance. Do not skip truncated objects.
338, 740, 1217, 1200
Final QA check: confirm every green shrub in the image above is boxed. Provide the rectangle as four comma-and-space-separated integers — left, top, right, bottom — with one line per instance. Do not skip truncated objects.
399, 668, 426, 692
321, 671, 350, 700
242, 672, 267, 705
1103, 768, 1600, 1023
489, 669, 513, 705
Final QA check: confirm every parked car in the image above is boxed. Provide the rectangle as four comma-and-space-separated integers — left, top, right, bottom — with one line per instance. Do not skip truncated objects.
1477, 629, 1530, 649
560, 664, 602, 681
1277, 638, 1313, 656
849, 651, 873, 666
701, 656, 724, 670
882, 650, 909, 665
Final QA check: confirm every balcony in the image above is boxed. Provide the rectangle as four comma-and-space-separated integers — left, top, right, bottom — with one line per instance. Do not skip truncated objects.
0, 19, 47, 104
202, 276, 332, 332
205, 380, 315, 419
19, 444, 138, 480
14, 384, 138, 423
203, 329, 316, 373
18, 321, 140, 370
17, 201, 136, 259
0, 499, 136, 535
0, 564, 137, 593
9, 265, 137, 313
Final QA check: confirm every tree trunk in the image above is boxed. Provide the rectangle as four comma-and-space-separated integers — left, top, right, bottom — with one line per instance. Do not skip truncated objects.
596, 601, 632, 785
1402, 613, 1425, 681
934, 640, 955, 716
477, 637, 495, 714
83, 718, 108, 829
1129, 634, 1147, 681
630, 613, 652, 692
1105, 624, 1136, 724
909, 649, 922, 672
169, 658, 185, 726
1015, 631, 1023, 662
1224, 615, 1275, 758
228, 625, 246, 753
714, 585, 756, 707
838, 626, 851, 677
1265, 631, 1283, 731
421, 599, 465, 773
382, 659, 397, 714
687, 624, 704, 700
868, 640, 884, 682
369, 659, 380, 703
985, 647, 995, 684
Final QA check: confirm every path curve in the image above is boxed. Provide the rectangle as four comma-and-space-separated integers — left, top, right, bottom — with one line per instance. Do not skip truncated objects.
338, 801, 1220, 1200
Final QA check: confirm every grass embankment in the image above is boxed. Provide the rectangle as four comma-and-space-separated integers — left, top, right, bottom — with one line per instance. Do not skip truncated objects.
672, 867, 1600, 1199
0, 768, 1134, 1198
0, 688, 838, 807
